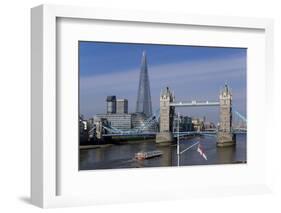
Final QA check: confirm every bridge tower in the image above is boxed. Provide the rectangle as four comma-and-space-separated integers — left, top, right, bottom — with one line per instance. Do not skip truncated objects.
217, 84, 236, 147
156, 87, 175, 143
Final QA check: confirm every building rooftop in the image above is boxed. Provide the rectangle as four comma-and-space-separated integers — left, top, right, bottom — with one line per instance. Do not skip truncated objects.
106, 96, 116, 101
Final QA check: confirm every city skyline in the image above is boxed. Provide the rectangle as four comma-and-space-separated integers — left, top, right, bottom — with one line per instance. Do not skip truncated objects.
79, 41, 247, 123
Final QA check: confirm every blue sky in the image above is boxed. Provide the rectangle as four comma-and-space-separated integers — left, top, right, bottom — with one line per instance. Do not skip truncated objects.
79, 41, 247, 124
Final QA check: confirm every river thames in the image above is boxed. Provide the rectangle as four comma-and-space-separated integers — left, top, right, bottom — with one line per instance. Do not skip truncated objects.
79, 134, 246, 170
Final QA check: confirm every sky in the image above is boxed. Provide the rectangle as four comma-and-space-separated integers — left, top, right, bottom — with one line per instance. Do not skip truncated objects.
79, 41, 247, 124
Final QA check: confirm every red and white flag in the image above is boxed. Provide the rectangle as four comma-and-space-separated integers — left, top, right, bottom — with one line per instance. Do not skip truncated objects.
197, 144, 208, 161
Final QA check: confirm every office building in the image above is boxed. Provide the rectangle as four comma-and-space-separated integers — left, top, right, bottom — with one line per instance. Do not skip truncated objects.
106, 96, 116, 114
95, 114, 132, 131
116, 99, 128, 114
173, 115, 193, 132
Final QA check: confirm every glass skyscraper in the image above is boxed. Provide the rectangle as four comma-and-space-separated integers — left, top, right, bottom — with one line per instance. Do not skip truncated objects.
135, 51, 152, 117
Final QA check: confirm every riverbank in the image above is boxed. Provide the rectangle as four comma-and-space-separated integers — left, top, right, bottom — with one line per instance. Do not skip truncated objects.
79, 144, 112, 150
80, 137, 155, 150
80, 134, 201, 149
112, 138, 155, 145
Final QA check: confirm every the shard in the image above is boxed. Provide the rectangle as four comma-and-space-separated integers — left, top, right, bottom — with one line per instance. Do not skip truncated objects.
136, 51, 152, 117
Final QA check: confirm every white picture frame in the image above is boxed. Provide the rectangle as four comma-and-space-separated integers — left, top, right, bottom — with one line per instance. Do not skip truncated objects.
31, 4, 274, 208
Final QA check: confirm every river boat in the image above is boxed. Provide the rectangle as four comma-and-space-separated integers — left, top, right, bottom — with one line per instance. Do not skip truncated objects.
135, 150, 163, 160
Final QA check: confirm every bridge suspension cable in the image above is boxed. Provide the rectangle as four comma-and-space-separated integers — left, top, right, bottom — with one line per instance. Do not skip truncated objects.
93, 108, 246, 136
234, 111, 247, 122
100, 109, 160, 135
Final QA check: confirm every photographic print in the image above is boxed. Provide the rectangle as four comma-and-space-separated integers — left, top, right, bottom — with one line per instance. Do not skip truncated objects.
79, 41, 247, 170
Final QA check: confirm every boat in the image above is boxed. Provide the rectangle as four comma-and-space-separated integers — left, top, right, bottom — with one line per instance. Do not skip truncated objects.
135, 150, 163, 160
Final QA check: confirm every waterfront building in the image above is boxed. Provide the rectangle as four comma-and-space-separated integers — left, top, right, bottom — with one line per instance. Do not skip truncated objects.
116, 99, 128, 114
203, 121, 216, 130
136, 51, 152, 117
94, 113, 132, 130
131, 112, 158, 132
79, 115, 88, 132
106, 95, 116, 114
173, 115, 193, 132
95, 96, 132, 131
183, 116, 193, 131
87, 117, 95, 130
79, 115, 89, 144
131, 112, 146, 128
192, 117, 204, 132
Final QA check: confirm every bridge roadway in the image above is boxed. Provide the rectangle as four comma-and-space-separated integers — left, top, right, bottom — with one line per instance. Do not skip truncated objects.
170, 101, 220, 107
102, 129, 246, 137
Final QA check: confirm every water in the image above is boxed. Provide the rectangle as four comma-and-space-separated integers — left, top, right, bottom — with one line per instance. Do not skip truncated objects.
79, 134, 246, 170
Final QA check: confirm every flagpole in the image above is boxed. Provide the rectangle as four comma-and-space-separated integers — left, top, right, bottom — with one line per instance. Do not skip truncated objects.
177, 112, 180, 167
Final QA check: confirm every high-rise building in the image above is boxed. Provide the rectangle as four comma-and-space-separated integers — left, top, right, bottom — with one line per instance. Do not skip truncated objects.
136, 51, 152, 117
116, 99, 128, 114
106, 96, 116, 114
95, 96, 131, 131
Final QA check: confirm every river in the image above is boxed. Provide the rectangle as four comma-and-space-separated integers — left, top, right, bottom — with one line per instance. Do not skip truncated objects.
79, 134, 246, 170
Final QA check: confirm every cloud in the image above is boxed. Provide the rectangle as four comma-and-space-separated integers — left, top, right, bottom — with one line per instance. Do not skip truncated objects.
80, 55, 246, 122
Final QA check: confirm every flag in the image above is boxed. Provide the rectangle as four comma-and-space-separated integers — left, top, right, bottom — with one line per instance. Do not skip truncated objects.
197, 144, 208, 160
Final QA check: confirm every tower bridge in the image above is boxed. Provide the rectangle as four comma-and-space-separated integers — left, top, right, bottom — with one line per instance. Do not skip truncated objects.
93, 84, 244, 147
156, 84, 236, 147
88, 51, 244, 147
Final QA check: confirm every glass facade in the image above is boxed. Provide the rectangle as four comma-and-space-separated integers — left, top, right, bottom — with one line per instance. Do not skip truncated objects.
95, 114, 132, 130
